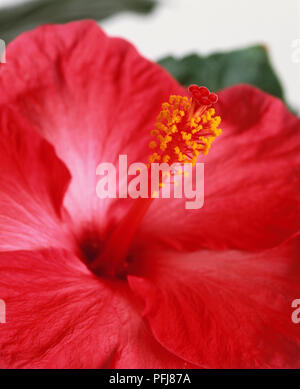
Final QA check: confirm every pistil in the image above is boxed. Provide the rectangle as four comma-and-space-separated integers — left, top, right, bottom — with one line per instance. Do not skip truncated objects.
91, 85, 222, 278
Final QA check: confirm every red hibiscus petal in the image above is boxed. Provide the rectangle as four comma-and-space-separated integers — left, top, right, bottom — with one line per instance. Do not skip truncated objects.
129, 236, 300, 368
138, 85, 300, 251
0, 248, 197, 368
0, 106, 71, 251
0, 21, 185, 233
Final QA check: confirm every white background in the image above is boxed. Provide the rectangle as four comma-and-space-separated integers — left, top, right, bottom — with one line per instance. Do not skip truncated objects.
1, 0, 300, 110
102, 0, 300, 111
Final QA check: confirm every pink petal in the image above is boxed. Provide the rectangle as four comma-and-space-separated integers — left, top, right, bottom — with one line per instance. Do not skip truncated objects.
0, 21, 185, 234
0, 248, 196, 368
129, 236, 300, 368
0, 106, 71, 251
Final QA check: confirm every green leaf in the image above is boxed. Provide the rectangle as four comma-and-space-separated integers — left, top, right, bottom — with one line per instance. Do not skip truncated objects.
158, 45, 285, 100
0, 0, 156, 43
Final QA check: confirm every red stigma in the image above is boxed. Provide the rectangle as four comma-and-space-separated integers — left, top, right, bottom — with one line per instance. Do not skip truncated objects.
188, 85, 218, 107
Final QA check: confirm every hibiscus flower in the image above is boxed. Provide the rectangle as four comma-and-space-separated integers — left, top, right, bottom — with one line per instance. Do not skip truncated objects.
0, 20, 300, 369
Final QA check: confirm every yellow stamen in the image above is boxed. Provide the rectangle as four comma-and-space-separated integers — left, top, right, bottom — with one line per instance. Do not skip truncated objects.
149, 92, 222, 166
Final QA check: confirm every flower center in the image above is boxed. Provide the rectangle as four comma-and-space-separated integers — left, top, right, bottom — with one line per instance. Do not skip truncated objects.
90, 85, 222, 278
77, 227, 103, 265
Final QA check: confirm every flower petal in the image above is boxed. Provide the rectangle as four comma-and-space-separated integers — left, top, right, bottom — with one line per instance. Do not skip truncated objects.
0, 106, 71, 251
129, 236, 300, 368
0, 21, 184, 232
138, 85, 300, 251
0, 248, 196, 368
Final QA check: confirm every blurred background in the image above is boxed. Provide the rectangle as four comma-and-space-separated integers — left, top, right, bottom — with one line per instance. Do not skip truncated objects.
1, 0, 300, 112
